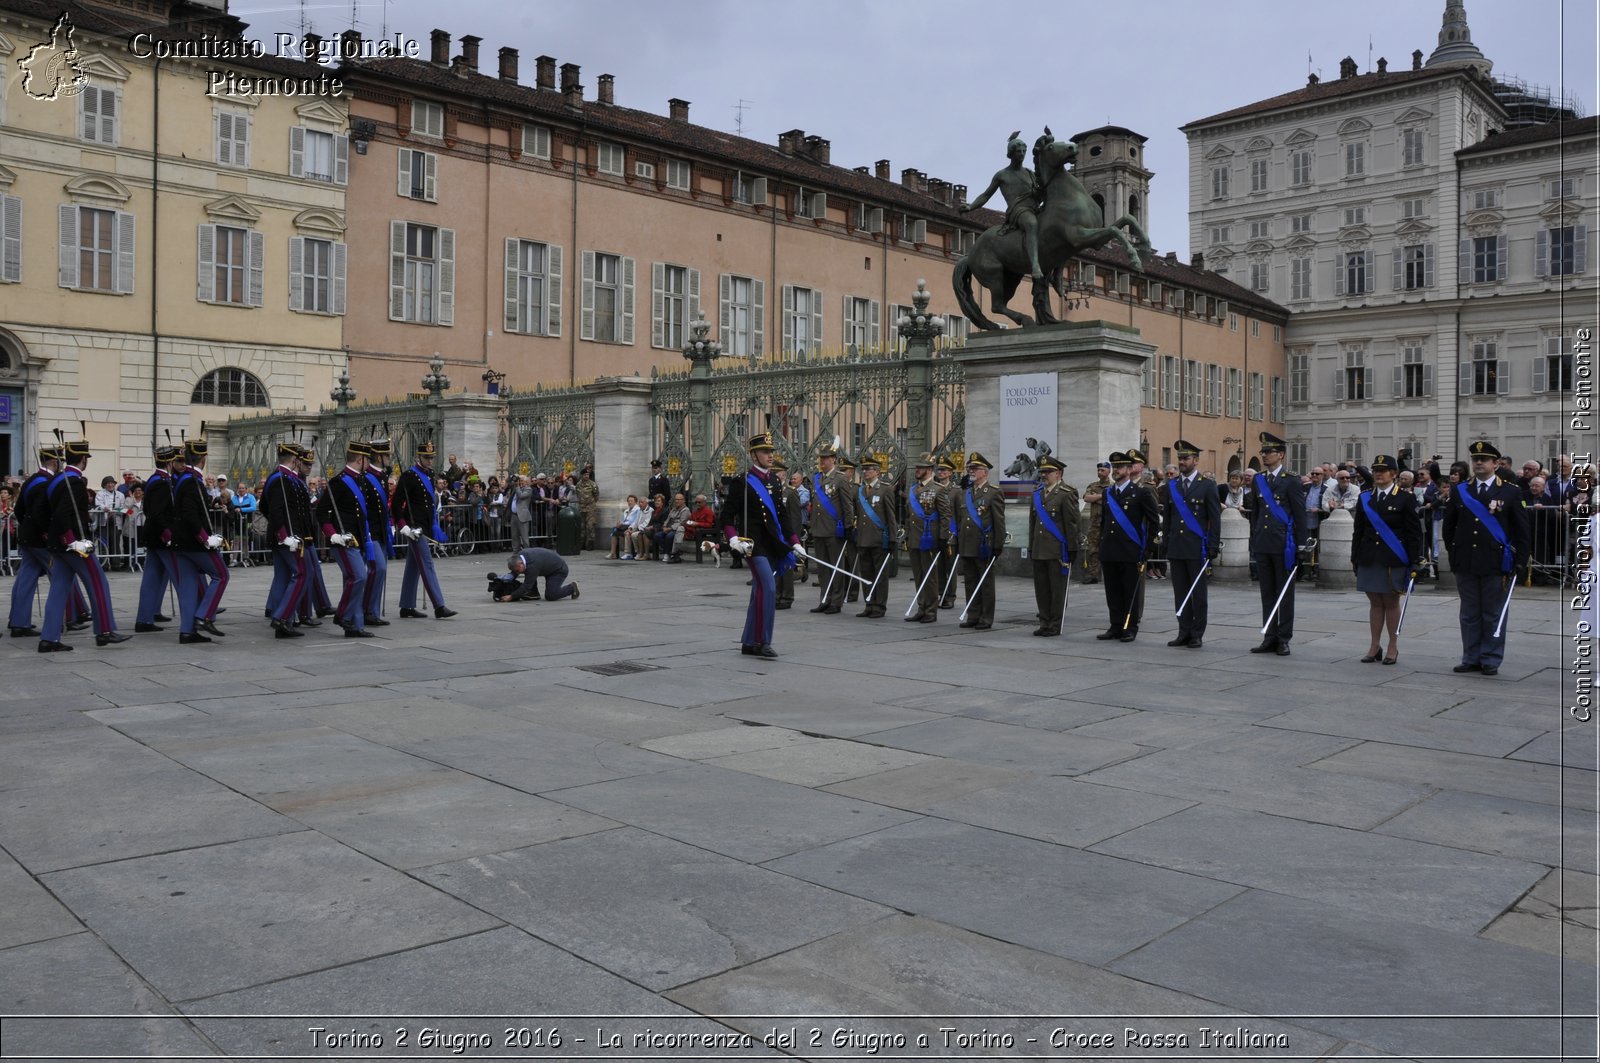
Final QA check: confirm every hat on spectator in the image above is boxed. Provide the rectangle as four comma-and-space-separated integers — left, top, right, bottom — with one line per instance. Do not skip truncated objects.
747, 432, 776, 453
1468, 440, 1501, 461
1109, 451, 1131, 466
1173, 439, 1201, 457
966, 452, 993, 470
1258, 431, 1287, 453
1125, 446, 1148, 466
216, 474, 227, 483
1370, 454, 1397, 472
1038, 455, 1066, 473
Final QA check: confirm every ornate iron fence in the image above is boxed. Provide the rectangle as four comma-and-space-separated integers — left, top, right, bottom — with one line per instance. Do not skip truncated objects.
504, 384, 595, 479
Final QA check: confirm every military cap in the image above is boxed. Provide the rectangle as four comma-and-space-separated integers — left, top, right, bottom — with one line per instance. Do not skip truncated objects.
651, 459, 663, 468
816, 442, 838, 459
1173, 439, 1201, 457
1258, 431, 1287, 453
837, 453, 857, 470
62, 438, 92, 463
1109, 451, 1131, 466
859, 453, 882, 468
938, 452, 961, 471
367, 437, 392, 457
747, 431, 776, 453
38, 444, 64, 463
415, 439, 437, 458
1125, 446, 1148, 466
1038, 455, 1066, 473
277, 441, 301, 459
155, 445, 182, 462
913, 452, 936, 468
966, 452, 993, 470
1468, 440, 1501, 461
769, 453, 788, 471
346, 440, 372, 458
1370, 453, 1397, 472
184, 437, 208, 459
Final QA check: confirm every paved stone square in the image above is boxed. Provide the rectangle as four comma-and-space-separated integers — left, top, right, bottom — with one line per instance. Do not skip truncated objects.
1, 553, 1593, 1060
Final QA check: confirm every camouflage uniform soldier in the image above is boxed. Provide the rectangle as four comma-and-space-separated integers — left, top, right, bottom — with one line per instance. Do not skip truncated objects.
1081, 460, 1112, 584
576, 469, 600, 551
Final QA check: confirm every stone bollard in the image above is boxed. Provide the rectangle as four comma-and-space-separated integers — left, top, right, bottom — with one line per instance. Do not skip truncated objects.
1318, 507, 1355, 588
1214, 507, 1251, 581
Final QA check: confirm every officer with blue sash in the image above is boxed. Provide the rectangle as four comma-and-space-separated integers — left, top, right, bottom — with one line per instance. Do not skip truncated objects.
1352, 454, 1423, 665
39, 435, 129, 652
8, 445, 63, 638
362, 436, 396, 626
1163, 440, 1221, 648
852, 454, 898, 618
133, 444, 182, 634
1442, 440, 1529, 676
838, 453, 862, 604
1244, 431, 1309, 656
905, 454, 944, 623
956, 453, 1006, 630
806, 443, 855, 615
264, 441, 314, 638
725, 433, 803, 658
1028, 455, 1078, 637
395, 439, 457, 619
935, 454, 961, 609
1098, 451, 1157, 643
316, 441, 373, 637
171, 434, 229, 640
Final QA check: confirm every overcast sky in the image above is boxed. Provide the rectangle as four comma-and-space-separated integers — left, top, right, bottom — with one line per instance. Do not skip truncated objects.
235, 0, 1598, 257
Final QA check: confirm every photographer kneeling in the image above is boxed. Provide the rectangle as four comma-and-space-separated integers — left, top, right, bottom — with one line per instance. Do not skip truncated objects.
496, 547, 580, 603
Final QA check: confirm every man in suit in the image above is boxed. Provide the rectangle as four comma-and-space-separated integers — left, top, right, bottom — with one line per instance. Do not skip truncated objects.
1097, 451, 1158, 643
807, 444, 856, 614
852, 453, 899, 619
1163, 439, 1221, 648
1244, 431, 1310, 656
498, 546, 580, 602
263, 440, 314, 639
316, 441, 374, 637
1027, 455, 1078, 637
509, 475, 533, 551
955, 453, 1006, 630
1442, 440, 1531, 676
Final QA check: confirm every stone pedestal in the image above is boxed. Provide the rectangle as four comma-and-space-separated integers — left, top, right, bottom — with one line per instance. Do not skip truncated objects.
1215, 507, 1252, 581
587, 377, 654, 509
437, 393, 504, 474
1318, 508, 1355, 588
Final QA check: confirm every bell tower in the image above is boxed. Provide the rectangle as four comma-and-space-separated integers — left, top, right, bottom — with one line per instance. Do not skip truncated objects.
1069, 125, 1153, 233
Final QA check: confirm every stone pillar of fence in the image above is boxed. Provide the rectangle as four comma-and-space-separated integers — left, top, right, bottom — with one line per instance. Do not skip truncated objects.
1318, 507, 1356, 588
587, 377, 654, 507
1215, 506, 1252, 581
437, 393, 504, 473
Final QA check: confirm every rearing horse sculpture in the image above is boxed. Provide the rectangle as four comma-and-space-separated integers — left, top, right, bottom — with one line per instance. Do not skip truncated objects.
954, 136, 1153, 330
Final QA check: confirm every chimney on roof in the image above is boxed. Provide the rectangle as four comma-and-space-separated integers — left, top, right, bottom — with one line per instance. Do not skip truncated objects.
339, 29, 361, 61
929, 177, 950, 205
1412, 49, 1423, 71
430, 29, 450, 66
1165, 251, 1178, 262
802, 135, 830, 165
1376, 56, 1387, 74
1308, 72, 1319, 86
597, 74, 614, 105
536, 55, 556, 89
561, 63, 582, 108
1339, 56, 1358, 79
875, 159, 891, 180
457, 35, 480, 72
853, 165, 869, 175
778, 128, 804, 155
901, 167, 928, 193
498, 47, 518, 82
1192, 251, 1204, 270
302, 32, 322, 63
954, 183, 967, 204
669, 98, 689, 122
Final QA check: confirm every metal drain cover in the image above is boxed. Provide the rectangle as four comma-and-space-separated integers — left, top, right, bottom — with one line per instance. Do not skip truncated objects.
577, 661, 666, 677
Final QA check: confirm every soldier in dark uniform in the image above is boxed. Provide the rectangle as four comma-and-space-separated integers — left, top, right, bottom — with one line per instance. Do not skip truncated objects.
807, 443, 855, 614
1441, 440, 1530, 676
263, 440, 315, 638
1352, 453, 1424, 665
1097, 451, 1158, 643
904, 453, 944, 623
771, 454, 803, 609
171, 434, 228, 640
394, 440, 457, 619
1163, 440, 1221, 648
955, 453, 1006, 630
8, 445, 63, 638
39, 436, 129, 651
133, 443, 182, 633
725, 432, 802, 658
1125, 446, 1153, 626
852, 454, 899, 618
362, 437, 396, 625
1243, 430, 1310, 656
317, 441, 374, 637
935, 453, 961, 609
838, 453, 861, 603
1028, 455, 1079, 637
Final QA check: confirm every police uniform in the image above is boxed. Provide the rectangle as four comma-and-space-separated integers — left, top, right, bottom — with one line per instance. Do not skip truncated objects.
935, 454, 961, 608
771, 455, 803, 609
1098, 451, 1158, 642
263, 442, 315, 637
1352, 454, 1423, 594
133, 445, 182, 632
852, 456, 899, 618
1027, 455, 1079, 637
39, 437, 128, 651
170, 436, 229, 638
362, 439, 395, 624
394, 441, 457, 619
1441, 440, 1530, 675
8, 446, 64, 638
806, 445, 856, 614
317, 444, 374, 636
1163, 440, 1221, 648
1243, 431, 1309, 654
726, 433, 798, 657
904, 455, 945, 623
955, 453, 1006, 630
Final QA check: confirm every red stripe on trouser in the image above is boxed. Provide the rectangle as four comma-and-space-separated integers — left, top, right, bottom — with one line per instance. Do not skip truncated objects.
198, 551, 229, 618
336, 550, 358, 619
275, 554, 308, 622
415, 541, 443, 607
77, 556, 114, 634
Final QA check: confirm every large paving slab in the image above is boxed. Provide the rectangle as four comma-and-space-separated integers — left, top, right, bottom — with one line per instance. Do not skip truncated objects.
0, 848, 81, 948
419, 828, 892, 989
41, 832, 500, 1001
714, 691, 947, 738
1258, 701, 1547, 757
1479, 868, 1600, 960
923, 776, 1195, 848
820, 760, 1035, 811
1374, 788, 1597, 869
395, 724, 684, 794
1310, 741, 1598, 811
856, 715, 1149, 774
767, 818, 1244, 966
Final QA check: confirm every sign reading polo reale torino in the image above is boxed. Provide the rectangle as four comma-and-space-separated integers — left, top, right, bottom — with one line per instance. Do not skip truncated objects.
998, 371, 1055, 493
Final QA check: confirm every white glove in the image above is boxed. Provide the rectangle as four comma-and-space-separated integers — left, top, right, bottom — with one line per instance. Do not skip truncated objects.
400, 526, 420, 542
329, 533, 352, 547
205, 534, 224, 550
283, 535, 302, 551
70, 540, 93, 557
790, 542, 808, 560
729, 536, 754, 556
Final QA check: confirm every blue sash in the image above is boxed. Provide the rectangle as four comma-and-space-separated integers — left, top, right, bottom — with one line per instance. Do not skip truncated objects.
339, 472, 377, 560
1167, 479, 1209, 558
1031, 488, 1070, 571
1456, 485, 1514, 573
1358, 491, 1410, 566
1253, 473, 1296, 568
46, 468, 83, 499
365, 471, 394, 550
411, 465, 447, 541
747, 471, 795, 575
857, 486, 889, 549
907, 482, 935, 551
1104, 485, 1144, 553
812, 473, 844, 537
964, 488, 993, 561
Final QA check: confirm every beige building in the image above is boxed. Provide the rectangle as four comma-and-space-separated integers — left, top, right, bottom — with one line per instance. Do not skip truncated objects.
0, 0, 348, 477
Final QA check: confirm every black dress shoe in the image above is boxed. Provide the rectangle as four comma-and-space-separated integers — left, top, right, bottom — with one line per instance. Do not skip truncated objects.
297, 616, 322, 627
316, 607, 336, 618
66, 620, 90, 632
1186, 638, 1203, 649
1452, 662, 1481, 673
1120, 632, 1137, 643
1033, 627, 1048, 636
196, 619, 226, 637
37, 640, 72, 653
775, 602, 791, 610
1275, 643, 1292, 656
344, 627, 376, 638
271, 620, 304, 638
366, 617, 391, 627
134, 622, 165, 633
809, 604, 830, 613
10, 626, 40, 638
96, 632, 131, 646
1479, 666, 1498, 676
823, 605, 842, 615
918, 614, 937, 623
154, 613, 172, 623
1095, 630, 1119, 640
755, 644, 778, 658
906, 614, 925, 623
975, 621, 992, 630
179, 632, 212, 645
941, 599, 956, 609
856, 609, 873, 617
1167, 636, 1191, 647
399, 608, 426, 618
1249, 639, 1279, 653
740, 644, 756, 655
434, 607, 457, 619
959, 619, 979, 628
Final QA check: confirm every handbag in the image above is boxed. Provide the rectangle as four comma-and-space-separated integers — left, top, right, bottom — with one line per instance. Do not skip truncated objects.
250, 513, 269, 536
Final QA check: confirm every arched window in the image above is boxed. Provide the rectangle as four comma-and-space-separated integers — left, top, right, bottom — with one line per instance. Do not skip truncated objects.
1128, 194, 1140, 223
192, 367, 268, 407
1091, 192, 1106, 223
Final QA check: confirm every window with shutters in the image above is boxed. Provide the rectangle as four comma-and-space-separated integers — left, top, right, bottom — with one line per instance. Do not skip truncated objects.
398, 149, 438, 201
191, 368, 267, 407
1401, 128, 1425, 167
782, 285, 821, 361
80, 84, 118, 144
592, 252, 620, 342
1343, 439, 1364, 465
1290, 441, 1309, 471
1249, 158, 1268, 193
1286, 149, 1313, 187
1248, 219, 1271, 240
411, 100, 443, 139
1248, 372, 1265, 421
1289, 212, 1312, 234
1541, 225, 1585, 276
197, 224, 262, 306
1270, 376, 1286, 422
1549, 176, 1577, 200
1209, 224, 1231, 245
732, 172, 757, 204
1206, 363, 1222, 415
1468, 337, 1505, 395
391, 222, 456, 325
1160, 355, 1179, 410
720, 274, 762, 358
1289, 351, 1309, 403
1471, 235, 1503, 282
214, 110, 250, 168
0, 195, 20, 284
1401, 196, 1427, 219
1290, 255, 1312, 300
842, 295, 879, 350
1470, 188, 1500, 210
652, 262, 696, 349
935, 314, 969, 352
579, 251, 633, 344
504, 239, 557, 336
1226, 368, 1243, 418
1229, 312, 1239, 332
289, 236, 344, 315
60, 205, 134, 293
1341, 346, 1368, 401
292, 128, 347, 184
75, 207, 117, 291
1249, 259, 1269, 293
597, 142, 625, 176
1342, 206, 1367, 227
1142, 362, 1157, 407
1344, 141, 1365, 177
1398, 243, 1432, 290
1184, 359, 1203, 413
1399, 341, 1430, 399
1341, 250, 1371, 295
1538, 332, 1574, 393
666, 159, 691, 191
1210, 165, 1229, 200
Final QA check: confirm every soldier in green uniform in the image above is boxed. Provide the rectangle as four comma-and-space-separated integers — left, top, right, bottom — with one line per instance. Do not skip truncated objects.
1081, 460, 1111, 584
807, 443, 856, 614
904, 453, 944, 623
838, 453, 861, 604
771, 454, 803, 609
852, 454, 899, 618
1028, 455, 1079, 637
955, 453, 1007, 630
935, 453, 961, 609
576, 468, 600, 551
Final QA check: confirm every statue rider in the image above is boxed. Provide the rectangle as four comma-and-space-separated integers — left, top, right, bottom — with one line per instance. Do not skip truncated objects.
962, 130, 1044, 281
